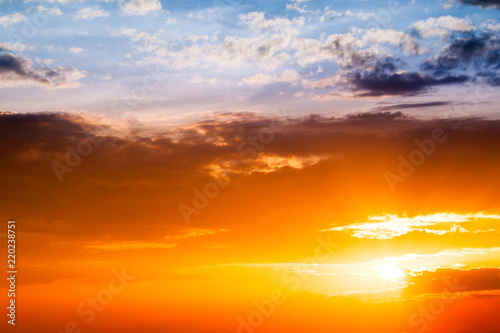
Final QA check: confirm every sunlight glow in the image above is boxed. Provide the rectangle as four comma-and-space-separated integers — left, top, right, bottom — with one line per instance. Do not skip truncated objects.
377, 263, 406, 280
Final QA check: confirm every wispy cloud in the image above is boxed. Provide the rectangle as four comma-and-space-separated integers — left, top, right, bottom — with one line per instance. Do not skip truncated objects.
165, 228, 227, 240
0, 12, 25, 29
83, 242, 177, 250
323, 213, 500, 239
74, 6, 109, 20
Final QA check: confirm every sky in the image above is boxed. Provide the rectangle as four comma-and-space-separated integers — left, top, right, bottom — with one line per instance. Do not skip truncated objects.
1, 0, 500, 121
1, 0, 500, 333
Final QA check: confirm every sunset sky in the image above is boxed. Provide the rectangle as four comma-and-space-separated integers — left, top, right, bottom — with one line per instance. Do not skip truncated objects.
1, 0, 500, 332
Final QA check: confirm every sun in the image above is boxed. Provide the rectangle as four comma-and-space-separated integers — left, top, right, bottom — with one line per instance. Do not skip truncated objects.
376, 263, 406, 280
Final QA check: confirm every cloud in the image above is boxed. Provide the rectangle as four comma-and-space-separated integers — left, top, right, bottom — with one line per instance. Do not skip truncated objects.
323, 213, 500, 239
2, 111, 500, 234
68, 46, 83, 54
286, 1, 320, 14
83, 242, 177, 250
482, 20, 500, 31
412, 16, 475, 38
0, 42, 35, 52
165, 228, 227, 240
304, 57, 469, 97
2, 110, 500, 294
207, 154, 333, 177
292, 27, 421, 71
453, 0, 500, 9
74, 6, 109, 20
240, 69, 300, 86
28, 0, 81, 3
120, 11, 304, 71
423, 34, 500, 73
405, 268, 500, 296
347, 71, 468, 97
0, 12, 26, 29
120, 0, 162, 16
116, 12, 487, 98
293, 33, 371, 67
189, 74, 218, 85
0, 52, 85, 88
371, 101, 453, 112
36, 5, 63, 16
238, 11, 304, 34
363, 28, 421, 55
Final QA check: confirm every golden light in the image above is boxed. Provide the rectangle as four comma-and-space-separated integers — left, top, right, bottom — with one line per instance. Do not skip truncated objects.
376, 263, 406, 280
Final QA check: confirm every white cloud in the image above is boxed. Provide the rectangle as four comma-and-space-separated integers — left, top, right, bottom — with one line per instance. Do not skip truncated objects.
190, 74, 218, 85
69, 46, 83, 53
301, 72, 345, 89
187, 35, 210, 43
320, 8, 375, 23
74, 6, 109, 20
0, 42, 35, 52
120, 0, 162, 16
482, 20, 500, 32
412, 15, 474, 38
286, 2, 319, 14
0, 13, 26, 29
292, 33, 370, 67
36, 5, 63, 16
363, 28, 421, 55
123, 11, 304, 71
240, 69, 300, 86
38, 58, 55, 65
122, 25, 294, 71
239, 11, 305, 34
323, 212, 500, 239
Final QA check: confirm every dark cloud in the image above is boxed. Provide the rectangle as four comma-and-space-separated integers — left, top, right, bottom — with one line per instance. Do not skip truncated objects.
2, 111, 500, 288
321, 57, 469, 97
405, 268, 500, 295
320, 33, 500, 97
0, 52, 28, 75
345, 111, 408, 120
0, 51, 85, 88
423, 34, 500, 75
454, 0, 500, 9
372, 101, 453, 112
348, 70, 468, 97
479, 71, 500, 85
